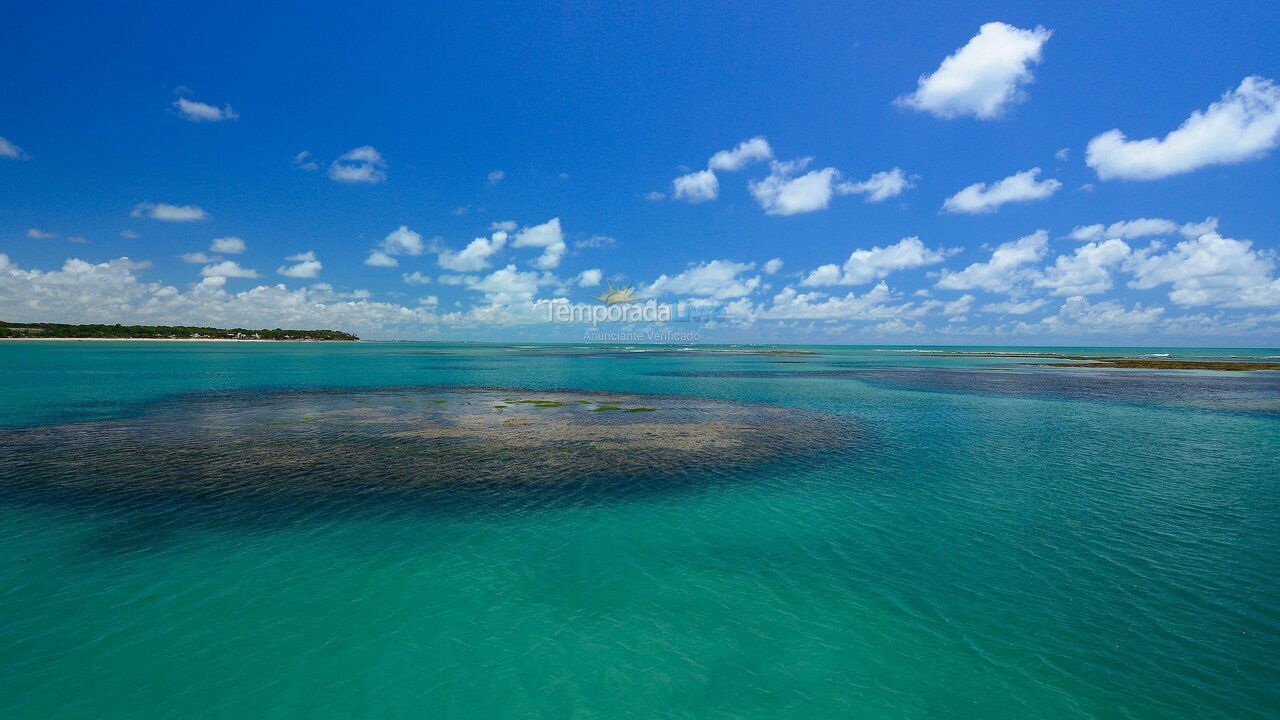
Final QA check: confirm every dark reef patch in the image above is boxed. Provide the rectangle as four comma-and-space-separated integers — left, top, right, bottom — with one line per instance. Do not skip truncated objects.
649, 367, 1280, 415
0, 386, 860, 501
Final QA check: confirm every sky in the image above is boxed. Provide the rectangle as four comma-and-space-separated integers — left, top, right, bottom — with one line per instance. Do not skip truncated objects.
2, 1, 1280, 344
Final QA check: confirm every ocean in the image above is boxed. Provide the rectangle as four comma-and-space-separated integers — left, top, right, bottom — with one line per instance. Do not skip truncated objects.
1, 342, 1277, 719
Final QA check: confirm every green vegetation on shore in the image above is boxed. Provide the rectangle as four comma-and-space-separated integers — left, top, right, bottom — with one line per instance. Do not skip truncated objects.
0, 321, 358, 341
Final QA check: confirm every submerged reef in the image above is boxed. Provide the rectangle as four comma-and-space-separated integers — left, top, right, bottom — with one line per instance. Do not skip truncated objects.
0, 387, 857, 498
928, 352, 1280, 371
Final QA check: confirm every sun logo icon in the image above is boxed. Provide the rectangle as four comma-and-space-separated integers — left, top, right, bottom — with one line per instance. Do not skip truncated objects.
592, 282, 640, 305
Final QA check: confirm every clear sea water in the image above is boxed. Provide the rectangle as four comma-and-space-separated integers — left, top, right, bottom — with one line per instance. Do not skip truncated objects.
1, 342, 1278, 719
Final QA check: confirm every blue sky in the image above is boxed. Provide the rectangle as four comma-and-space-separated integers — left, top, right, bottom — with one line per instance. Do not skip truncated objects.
2, 1, 1279, 343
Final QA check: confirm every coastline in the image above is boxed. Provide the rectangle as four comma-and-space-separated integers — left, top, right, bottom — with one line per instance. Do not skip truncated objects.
0, 337, 358, 343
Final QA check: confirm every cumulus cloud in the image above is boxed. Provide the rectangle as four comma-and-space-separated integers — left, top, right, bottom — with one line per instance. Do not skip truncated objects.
200, 260, 259, 279
646, 260, 761, 299
762, 258, 783, 275
1086, 76, 1280, 180
981, 298, 1046, 315
1125, 232, 1280, 307
439, 230, 507, 272
131, 203, 209, 222
468, 264, 541, 304
27, 228, 57, 239
329, 146, 387, 184
179, 252, 218, 264
749, 158, 840, 215
0, 136, 28, 160
942, 168, 1061, 214
365, 251, 398, 268
402, 271, 432, 285
1034, 239, 1131, 296
896, 22, 1052, 120
172, 97, 239, 122
576, 269, 603, 287
511, 218, 566, 269
750, 160, 915, 215
836, 167, 914, 202
277, 251, 322, 279
800, 237, 947, 286
382, 225, 425, 256
210, 236, 246, 254
0, 254, 436, 337
292, 151, 319, 171
936, 230, 1048, 292
707, 136, 774, 171
363, 225, 428, 268
574, 235, 618, 250
1037, 296, 1164, 332
672, 169, 719, 203
1069, 217, 1217, 243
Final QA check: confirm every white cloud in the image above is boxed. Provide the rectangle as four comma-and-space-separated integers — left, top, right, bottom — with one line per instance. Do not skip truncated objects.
762, 258, 783, 275
576, 269, 603, 287
67, 236, 88, 245
292, 151, 319, 171
1055, 147, 1070, 161
438, 231, 507, 272
382, 226, 425, 255
896, 22, 1052, 120
757, 282, 925, 322
0, 254, 437, 337
982, 298, 1046, 315
644, 191, 666, 202
1070, 217, 1220, 243
200, 260, 259, 279
277, 251, 321, 279
210, 236, 246, 254
329, 146, 387, 184
402, 271, 432, 285
364, 251, 398, 268
469, 264, 541, 304
0, 136, 29, 160
1037, 296, 1164, 332
487, 169, 505, 185
418, 295, 439, 307
1034, 239, 1131, 296
672, 169, 719, 203
131, 203, 209, 222
707, 136, 773, 171
942, 168, 1061, 214
1086, 76, 1280, 180
646, 260, 761, 299
180, 252, 218, 264
512, 218, 566, 269
574, 235, 618, 250
26, 228, 57, 239
172, 97, 239, 122
749, 159, 840, 215
801, 237, 947, 286
1125, 232, 1280, 307
936, 230, 1048, 292
836, 167, 914, 202
490, 220, 518, 232
120, 230, 141, 239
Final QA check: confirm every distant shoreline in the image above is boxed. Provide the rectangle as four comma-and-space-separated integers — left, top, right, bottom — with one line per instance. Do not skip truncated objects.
0, 337, 357, 343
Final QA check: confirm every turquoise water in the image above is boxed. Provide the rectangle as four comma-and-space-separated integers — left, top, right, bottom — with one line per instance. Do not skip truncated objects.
1, 342, 1278, 719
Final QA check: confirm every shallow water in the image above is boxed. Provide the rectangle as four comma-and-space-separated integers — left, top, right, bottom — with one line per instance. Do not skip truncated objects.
1, 342, 1278, 719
